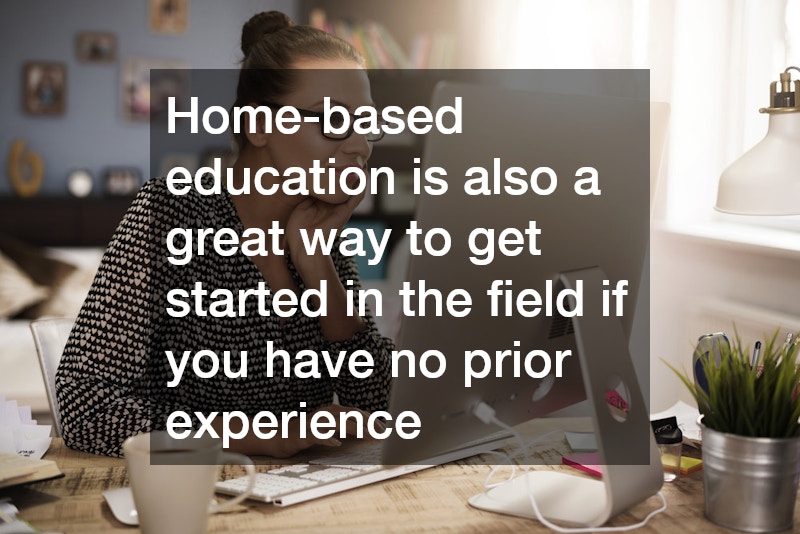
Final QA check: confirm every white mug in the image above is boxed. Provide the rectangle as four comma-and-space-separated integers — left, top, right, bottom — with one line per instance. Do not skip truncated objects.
123, 431, 256, 534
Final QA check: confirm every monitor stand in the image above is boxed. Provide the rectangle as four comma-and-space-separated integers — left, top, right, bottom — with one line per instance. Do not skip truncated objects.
469, 267, 663, 528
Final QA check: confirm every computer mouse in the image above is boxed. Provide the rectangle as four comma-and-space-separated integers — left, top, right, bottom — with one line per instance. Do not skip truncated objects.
102, 486, 219, 525
102, 486, 138, 526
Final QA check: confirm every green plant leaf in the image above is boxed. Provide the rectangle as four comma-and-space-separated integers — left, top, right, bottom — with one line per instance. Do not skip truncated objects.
664, 329, 800, 438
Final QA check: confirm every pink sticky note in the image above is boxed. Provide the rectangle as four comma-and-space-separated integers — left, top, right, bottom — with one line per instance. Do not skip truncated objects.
562, 452, 602, 477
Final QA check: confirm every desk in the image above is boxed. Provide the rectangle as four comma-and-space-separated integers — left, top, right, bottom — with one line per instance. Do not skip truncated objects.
1, 418, 779, 533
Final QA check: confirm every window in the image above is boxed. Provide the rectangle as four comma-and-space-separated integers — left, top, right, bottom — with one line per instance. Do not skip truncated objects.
467, 0, 799, 248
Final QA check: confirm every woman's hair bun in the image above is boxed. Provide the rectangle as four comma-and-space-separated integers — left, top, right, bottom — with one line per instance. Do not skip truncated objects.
241, 11, 294, 57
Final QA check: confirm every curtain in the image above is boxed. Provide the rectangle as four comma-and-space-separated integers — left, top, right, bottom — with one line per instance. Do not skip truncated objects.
464, 0, 795, 228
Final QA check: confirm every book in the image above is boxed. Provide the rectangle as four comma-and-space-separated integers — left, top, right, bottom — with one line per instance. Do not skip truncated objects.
374, 23, 410, 69
365, 22, 395, 69
350, 24, 379, 69
0, 453, 63, 490
332, 20, 356, 53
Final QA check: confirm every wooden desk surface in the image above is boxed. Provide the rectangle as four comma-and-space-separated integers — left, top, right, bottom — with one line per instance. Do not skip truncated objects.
1, 418, 779, 533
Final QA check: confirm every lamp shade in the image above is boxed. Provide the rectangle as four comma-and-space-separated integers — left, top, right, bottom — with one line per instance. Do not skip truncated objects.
716, 67, 800, 215
715, 112, 800, 215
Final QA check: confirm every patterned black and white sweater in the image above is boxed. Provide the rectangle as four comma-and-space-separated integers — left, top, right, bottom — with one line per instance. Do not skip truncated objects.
56, 176, 393, 457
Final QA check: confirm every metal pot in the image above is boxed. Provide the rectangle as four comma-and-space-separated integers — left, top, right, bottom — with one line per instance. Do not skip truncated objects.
701, 422, 800, 532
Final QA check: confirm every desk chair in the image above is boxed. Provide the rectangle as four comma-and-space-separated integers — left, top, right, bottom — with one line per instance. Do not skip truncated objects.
29, 317, 74, 437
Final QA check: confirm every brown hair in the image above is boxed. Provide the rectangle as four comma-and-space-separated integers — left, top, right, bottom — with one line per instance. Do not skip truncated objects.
232, 11, 364, 150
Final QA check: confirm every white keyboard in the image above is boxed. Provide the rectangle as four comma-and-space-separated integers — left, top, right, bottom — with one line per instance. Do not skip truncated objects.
216, 462, 386, 503
216, 444, 396, 505
215, 431, 512, 506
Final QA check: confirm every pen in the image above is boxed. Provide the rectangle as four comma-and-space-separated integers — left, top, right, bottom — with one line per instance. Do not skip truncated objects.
751, 340, 761, 369
777, 332, 794, 366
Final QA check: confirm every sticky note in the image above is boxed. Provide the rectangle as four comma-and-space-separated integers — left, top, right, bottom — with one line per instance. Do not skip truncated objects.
562, 452, 602, 477
661, 454, 703, 475
679, 456, 703, 474
564, 432, 597, 452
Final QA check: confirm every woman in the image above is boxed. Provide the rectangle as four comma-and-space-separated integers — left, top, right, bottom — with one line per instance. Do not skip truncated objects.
56, 11, 394, 458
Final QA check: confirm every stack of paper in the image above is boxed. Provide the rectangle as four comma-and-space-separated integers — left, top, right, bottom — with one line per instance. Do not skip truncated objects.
561, 402, 706, 478
0, 396, 52, 460
562, 432, 601, 477
0, 497, 37, 533
0, 453, 62, 490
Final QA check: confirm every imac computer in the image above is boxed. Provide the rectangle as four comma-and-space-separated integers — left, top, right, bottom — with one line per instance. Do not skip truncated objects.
381, 77, 662, 527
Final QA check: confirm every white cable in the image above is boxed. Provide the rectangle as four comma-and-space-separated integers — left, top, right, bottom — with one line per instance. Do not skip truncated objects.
483, 430, 563, 488
481, 450, 517, 488
473, 402, 668, 533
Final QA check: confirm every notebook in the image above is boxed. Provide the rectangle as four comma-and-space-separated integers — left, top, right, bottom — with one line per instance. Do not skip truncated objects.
215, 430, 511, 506
0, 453, 64, 490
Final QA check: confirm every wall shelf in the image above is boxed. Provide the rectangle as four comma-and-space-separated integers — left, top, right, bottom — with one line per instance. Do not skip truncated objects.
0, 197, 132, 247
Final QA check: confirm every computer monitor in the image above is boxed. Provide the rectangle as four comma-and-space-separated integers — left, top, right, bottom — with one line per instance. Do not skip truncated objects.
381, 77, 662, 526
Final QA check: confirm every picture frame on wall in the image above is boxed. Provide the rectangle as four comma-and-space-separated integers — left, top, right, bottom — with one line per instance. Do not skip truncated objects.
102, 167, 142, 196
149, 0, 189, 34
23, 62, 66, 116
75, 32, 117, 63
159, 152, 198, 177
121, 57, 189, 122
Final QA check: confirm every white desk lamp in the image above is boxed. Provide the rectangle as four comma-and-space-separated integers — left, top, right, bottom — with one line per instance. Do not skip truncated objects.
716, 66, 800, 215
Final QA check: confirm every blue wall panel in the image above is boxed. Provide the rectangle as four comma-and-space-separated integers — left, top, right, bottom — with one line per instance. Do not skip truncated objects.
0, 0, 297, 196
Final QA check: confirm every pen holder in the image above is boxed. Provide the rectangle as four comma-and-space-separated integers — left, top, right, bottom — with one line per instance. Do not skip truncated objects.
701, 422, 800, 533
656, 435, 682, 482
651, 417, 682, 482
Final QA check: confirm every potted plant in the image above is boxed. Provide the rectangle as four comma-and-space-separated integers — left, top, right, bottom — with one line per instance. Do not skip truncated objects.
668, 332, 800, 533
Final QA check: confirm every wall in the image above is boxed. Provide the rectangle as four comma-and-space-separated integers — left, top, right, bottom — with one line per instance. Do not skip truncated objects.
650, 230, 800, 412
8, 0, 782, 421
0, 0, 297, 196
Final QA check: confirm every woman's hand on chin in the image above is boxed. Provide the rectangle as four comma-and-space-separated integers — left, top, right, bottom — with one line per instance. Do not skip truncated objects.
285, 190, 365, 266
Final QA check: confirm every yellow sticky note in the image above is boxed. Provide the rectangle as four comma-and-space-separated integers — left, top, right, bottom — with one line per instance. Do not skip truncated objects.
679, 456, 703, 474
662, 454, 703, 475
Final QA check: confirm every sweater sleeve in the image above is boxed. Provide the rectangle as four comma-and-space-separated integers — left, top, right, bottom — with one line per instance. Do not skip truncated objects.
325, 252, 394, 413
56, 178, 190, 457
